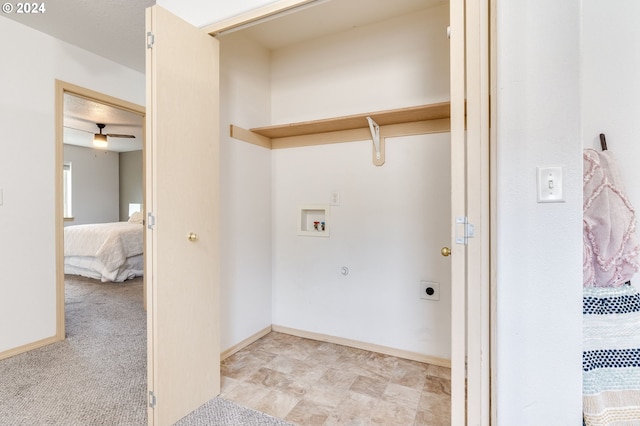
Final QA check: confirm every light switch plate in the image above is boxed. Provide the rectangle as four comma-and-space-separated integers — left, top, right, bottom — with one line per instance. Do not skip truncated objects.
537, 166, 565, 203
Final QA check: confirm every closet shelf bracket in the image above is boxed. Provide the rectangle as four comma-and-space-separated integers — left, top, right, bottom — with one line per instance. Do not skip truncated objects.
367, 116, 385, 166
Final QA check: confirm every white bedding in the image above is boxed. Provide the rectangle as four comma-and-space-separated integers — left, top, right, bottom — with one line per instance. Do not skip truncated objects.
64, 222, 144, 282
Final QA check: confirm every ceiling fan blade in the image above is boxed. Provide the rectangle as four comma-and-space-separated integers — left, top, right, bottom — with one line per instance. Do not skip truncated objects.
65, 124, 137, 139
105, 133, 136, 139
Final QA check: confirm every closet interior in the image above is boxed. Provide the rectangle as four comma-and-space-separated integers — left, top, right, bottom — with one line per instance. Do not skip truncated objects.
212, 0, 453, 365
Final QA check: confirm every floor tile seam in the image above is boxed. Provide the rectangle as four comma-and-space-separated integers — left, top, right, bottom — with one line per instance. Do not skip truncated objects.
219, 377, 242, 397
221, 369, 263, 382
283, 397, 334, 425
386, 379, 432, 397
350, 372, 392, 393
297, 391, 346, 412
380, 388, 423, 412
256, 388, 302, 419
318, 369, 359, 394
369, 402, 420, 425
285, 373, 330, 392
327, 364, 392, 382
322, 406, 375, 426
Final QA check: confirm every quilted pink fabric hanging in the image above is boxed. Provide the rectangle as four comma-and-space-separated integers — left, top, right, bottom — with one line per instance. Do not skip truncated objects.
583, 149, 640, 287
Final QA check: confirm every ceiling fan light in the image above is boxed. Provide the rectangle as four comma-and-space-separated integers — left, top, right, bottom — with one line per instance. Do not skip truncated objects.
93, 133, 108, 148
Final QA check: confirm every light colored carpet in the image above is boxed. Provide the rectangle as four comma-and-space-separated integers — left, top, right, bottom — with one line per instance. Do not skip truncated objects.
175, 398, 291, 426
0, 275, 290, 426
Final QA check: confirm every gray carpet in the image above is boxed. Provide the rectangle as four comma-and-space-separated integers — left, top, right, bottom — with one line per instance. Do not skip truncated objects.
175, 398, 291, 426
0, 275, 290, 426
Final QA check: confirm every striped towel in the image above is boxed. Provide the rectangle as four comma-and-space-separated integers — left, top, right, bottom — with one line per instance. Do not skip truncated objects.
583, 285, 640, 425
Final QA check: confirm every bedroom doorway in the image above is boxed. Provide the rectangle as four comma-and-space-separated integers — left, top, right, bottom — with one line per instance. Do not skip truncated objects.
54, 80, 146, 341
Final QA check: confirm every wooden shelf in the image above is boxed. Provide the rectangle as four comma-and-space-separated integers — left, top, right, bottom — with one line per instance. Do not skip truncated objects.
229, 101, 452, 166
250, 102, 450, 139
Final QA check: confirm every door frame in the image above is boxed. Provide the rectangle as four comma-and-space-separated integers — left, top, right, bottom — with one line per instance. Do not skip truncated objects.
454, 0, 492, 423
204, 0, 493, 424
54, 80, 146, 341
450, 1, 493, 423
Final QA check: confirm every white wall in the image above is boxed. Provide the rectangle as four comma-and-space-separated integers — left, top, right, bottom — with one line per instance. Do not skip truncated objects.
495, 0, 583, 423
63, 144, 119, 226
219, 33, 273, 351
269, 5, 451, 358
270, 7, 450, 123
582, 1, 640, 285
0, 16, 144, 353
272, 134, 451, 357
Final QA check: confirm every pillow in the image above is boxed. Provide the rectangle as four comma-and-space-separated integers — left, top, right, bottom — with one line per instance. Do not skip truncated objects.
128, 211, 144, 224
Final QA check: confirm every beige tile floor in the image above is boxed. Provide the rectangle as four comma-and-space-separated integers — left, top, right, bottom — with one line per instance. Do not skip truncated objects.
220, 332, 451, 425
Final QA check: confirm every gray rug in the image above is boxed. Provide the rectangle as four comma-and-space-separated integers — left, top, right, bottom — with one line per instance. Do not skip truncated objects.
0, 275, 290, 426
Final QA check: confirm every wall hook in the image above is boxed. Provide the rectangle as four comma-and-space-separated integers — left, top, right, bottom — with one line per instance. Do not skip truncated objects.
599, 133, 608, 151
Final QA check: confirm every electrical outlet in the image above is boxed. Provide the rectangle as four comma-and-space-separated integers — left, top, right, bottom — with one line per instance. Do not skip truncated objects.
330, 191, 340, 206
420, 281, 440, 301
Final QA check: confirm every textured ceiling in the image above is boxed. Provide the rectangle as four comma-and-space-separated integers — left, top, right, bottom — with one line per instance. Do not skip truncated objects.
63, 93, 144, 152
3, 2, 151, 152
2, 0, 155, 73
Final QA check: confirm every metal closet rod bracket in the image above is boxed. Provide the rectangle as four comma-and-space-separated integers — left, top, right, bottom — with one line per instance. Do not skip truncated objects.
366, 116, 385, 166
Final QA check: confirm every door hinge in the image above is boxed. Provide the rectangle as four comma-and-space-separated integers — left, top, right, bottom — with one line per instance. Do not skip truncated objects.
147, 32, 155, 49
147, 212, 156, 230
455, 216, 475, 245
149, 390, 157, 408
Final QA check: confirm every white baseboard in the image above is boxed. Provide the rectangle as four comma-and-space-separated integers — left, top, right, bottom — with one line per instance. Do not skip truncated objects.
220, 325, 272, 361
271, 324, 451, 368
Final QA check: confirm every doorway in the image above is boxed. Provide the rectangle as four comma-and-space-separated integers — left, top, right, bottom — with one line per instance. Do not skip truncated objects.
54, 80, 146, 341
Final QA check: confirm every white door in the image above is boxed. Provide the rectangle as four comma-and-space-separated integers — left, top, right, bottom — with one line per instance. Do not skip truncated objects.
145, 5, 220, 426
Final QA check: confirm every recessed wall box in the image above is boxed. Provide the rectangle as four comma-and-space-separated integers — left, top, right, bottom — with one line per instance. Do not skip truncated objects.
298, 205, 330, 237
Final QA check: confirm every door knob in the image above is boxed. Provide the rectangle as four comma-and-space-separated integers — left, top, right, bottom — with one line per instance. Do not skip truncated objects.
441, 247, 452, 257
187, 232, 198, 242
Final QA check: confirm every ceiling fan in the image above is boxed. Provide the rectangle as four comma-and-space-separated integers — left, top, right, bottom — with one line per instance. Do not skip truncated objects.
64, 122, 137, 148
91, 123, 136, 148
64, 122, 136, 137
93, 123, 136, 140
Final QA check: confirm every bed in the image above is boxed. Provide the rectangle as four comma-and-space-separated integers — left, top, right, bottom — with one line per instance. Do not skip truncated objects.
64, 216, 144, 283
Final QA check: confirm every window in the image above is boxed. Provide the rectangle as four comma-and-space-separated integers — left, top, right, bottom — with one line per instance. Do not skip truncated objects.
63, 162, 72, 219
128, 203, 142, 217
